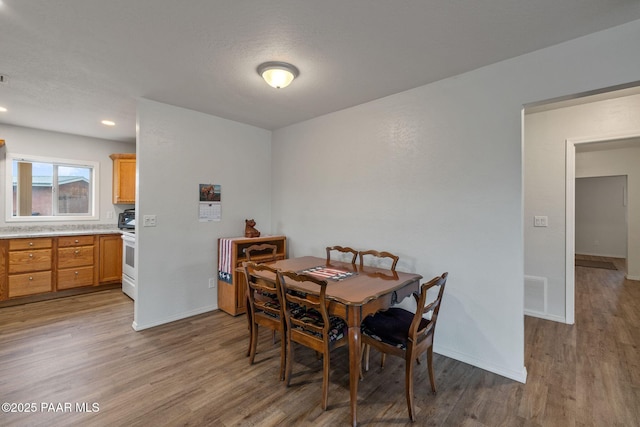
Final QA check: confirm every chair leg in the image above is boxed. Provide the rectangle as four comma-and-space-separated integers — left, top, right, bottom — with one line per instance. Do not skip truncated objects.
380, 353, 386, 369
249, 323, 258, 364
364, 344, 371, 371
321, 350, 330, 410
284, 335, 294, 387
405, 353, 416, 422
246, 310, 253, 357
278, 327, 286, 381
246, 322, 253, 357
359, 343, 366, 380
245, 298, 252, 357
427, 346, 436, 394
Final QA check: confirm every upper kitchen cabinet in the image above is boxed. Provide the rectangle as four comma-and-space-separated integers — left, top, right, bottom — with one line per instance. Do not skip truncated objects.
110, 153, 136, 204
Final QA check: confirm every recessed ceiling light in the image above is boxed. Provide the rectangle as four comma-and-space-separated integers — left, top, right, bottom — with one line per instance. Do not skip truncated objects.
101, 120, 116, 126
0, 106, 7, 112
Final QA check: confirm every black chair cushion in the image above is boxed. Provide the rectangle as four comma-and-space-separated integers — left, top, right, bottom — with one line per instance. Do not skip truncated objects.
290, 306, 346, 342
362, 308, 428, 349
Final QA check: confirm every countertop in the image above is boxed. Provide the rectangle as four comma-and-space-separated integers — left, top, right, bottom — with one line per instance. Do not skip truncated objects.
0, 226, 123, 239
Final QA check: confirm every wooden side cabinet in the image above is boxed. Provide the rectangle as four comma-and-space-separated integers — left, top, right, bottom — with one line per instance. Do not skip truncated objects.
110, 153, 136, 204
217, 235, 286, 316
99, 234, 122, 284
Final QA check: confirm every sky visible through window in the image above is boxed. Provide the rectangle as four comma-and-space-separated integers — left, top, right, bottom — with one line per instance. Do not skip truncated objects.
12, 161, 91, 179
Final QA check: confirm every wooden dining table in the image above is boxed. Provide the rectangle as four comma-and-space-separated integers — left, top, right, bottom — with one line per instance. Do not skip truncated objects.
252, 256, 423, 426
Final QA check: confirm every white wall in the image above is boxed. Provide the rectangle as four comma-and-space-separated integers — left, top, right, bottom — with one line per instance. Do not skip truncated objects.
0, 123, 135, 227
134, 99, 272, 330
272, 20, 640, 382
575, 175, 627, 258
576, 146, 640, 279
525, 94, 640, 321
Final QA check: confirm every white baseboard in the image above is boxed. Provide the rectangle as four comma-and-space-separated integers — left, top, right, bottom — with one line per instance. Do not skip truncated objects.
626, 274, 640, 281
575, 251, 626, 259
132, 304, 218, 331
434, 344, 528, 384
524, 310, 567, 324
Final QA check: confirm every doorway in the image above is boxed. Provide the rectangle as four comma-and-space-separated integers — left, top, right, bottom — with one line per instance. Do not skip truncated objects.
565, 135, 639, 324
575, 175, 627, 259
524, 84, 640, 326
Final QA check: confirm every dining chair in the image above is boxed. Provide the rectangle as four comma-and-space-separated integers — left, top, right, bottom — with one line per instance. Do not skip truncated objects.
277, 269, 348, 411
245, 244, 280, 343
326, 245, 358, 264
358, 249, 400, 366
359, 249, 399, 271
245, 243, 278, 263
243, 262, 286, 381
361, 272, 448, 422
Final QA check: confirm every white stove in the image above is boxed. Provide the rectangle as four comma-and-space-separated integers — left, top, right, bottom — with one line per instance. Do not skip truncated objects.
121, 230, 136, 300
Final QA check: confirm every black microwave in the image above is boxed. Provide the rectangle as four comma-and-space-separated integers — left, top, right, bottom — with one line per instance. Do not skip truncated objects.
118, 209, 135, 229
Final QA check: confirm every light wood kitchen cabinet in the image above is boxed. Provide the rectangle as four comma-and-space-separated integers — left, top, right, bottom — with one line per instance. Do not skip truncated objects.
110, 153, 136, 204
6, 238, 53, 298
57, 235, 96, 290
0, 233, 123, 305
99, 234, 122, 284
217, 235, 287, 316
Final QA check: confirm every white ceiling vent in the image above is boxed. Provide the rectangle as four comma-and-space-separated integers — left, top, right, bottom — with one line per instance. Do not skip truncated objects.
0, 74, 8, 84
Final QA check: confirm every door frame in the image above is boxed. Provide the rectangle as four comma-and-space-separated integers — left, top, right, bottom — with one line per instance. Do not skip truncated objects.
565, 131, 640, 324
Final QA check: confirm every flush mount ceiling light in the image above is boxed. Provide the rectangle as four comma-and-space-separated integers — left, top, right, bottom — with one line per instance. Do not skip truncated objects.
101, 119, 116, 126
0, 106, 7, 112
257, 61, 299, 89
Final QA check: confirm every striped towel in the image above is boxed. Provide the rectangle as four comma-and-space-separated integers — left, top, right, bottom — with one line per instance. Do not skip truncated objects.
218, 238, 233, 283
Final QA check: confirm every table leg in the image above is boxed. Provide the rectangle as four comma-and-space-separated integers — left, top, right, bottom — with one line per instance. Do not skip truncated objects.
348, 323, 360, 427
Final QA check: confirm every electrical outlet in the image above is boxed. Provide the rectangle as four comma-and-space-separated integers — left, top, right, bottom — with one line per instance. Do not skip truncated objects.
208, 278, 216, 289
106, 210, 114, 219
143, 215, 157, 227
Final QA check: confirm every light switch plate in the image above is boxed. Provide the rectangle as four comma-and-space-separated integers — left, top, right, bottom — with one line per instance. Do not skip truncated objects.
534, 216, 548, 227
143, 214, 157, 227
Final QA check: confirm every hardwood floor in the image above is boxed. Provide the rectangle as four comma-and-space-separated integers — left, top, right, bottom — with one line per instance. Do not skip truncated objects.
1, 260, 638, 426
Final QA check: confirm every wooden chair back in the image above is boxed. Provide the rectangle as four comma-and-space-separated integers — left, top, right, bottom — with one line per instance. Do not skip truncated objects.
326, 245, 358, 264
359, 249, 399, 271
244, 262, 282, 315
245, 243, 278, 263
243, 261, 286, 380
278, 270, 331, 350
409, 272, 447, 348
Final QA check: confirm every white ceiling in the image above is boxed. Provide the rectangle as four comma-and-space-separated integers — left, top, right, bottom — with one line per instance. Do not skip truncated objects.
1, 1, 640, 143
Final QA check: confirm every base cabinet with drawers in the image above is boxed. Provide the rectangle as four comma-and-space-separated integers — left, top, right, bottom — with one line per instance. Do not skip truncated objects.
7, 238, 53, 298
217, 235, 287, 316
57, 235, 96, 290
0, 234, 123, 303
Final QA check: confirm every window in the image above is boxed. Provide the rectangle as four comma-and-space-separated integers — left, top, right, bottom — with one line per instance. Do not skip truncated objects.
6, 153, 99, 221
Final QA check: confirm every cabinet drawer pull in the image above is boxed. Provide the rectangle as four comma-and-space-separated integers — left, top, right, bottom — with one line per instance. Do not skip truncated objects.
74, 239, 79, 243
29, 276, 33, 281
75, 271, 79, 275
29, 242, 34, 246
75, 250, 80, 254
29, 253, 33, 258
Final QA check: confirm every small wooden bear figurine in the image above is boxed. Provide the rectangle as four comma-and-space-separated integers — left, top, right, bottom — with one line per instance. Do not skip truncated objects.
245, 219, 260, 238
